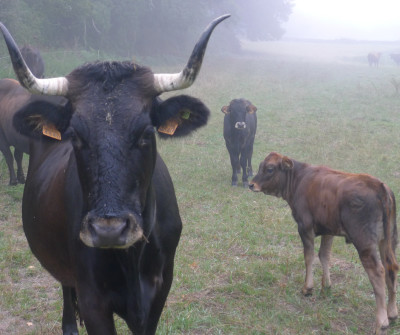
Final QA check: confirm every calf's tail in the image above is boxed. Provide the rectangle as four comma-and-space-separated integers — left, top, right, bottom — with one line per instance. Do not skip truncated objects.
381, 183, 399, 273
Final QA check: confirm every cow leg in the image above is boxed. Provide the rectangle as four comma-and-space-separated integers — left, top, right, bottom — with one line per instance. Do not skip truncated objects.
299, 226, 315, 296
358, 247, 389, 335
0, 144, 18, 185
246, 138, 255, 177
378, 240, 398, 321
144, 259, 175, 335
319, 235, 334, 290
240, 152, 249, 187
14, 149, 25, 184
77, 287, 116, 335
228, 152, 240, 186
61, 286, 79, 335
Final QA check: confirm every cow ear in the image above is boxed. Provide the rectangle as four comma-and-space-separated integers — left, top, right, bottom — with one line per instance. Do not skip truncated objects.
13, 95, 72, 141
152, 95, 210, 138
281, 156, 294, 170
221, 106, 230, 114
246, 104, 257, 114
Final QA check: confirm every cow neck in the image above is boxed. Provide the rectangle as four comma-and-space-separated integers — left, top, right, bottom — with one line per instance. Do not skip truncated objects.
282, 160, 302, 205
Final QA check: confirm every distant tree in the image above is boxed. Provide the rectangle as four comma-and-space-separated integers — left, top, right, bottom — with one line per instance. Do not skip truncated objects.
0, 0, 293, 58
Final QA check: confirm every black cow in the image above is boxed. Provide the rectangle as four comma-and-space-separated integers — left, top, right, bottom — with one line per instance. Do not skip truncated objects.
222, 98, 257, 187
390, 53, 400, 66
0, 46, 45, 185
20, 45, 45, 78
0, 14, 229, 335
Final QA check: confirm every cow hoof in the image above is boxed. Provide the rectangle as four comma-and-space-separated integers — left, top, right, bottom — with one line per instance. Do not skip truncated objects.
231, 182, 238, 187
9, 180, 18, 186
302, 287, 313, 296
376, 325, 389, 335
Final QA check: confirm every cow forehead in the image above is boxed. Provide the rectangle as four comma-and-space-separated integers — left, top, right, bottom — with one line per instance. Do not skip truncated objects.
229, 99, 248, 110
264, 152, 283, 164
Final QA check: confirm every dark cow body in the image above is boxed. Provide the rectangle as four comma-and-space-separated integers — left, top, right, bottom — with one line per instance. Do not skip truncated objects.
222, 98, 257, 187
0, 79, 31, 184
0, 46, 45, 185
1, 15, 229, 335
368, 52, 381, 67
390, 53, 400, 66
20, 45, 45, 78
250, 152, 398, 335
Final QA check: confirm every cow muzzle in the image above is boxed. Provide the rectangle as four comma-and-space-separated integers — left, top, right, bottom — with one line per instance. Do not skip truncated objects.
80, 212, 144, 248
248, 182, 261, 192
235, 122, 246, 130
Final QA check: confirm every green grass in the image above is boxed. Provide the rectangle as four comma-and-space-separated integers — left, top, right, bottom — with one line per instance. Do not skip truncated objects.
2, 39, 400, 334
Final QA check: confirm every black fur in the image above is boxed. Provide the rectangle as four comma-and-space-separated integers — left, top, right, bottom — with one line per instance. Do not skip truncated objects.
13, 95, 71, 140
153, 95, 210, 138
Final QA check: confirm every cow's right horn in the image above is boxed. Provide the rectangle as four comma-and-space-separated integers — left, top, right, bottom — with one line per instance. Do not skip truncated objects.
0, 22, 68, 96
153, 14, 230, 93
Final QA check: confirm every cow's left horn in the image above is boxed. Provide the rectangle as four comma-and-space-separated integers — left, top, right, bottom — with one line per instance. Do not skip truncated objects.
153, 14, 230, 93
0, 22, 68, 96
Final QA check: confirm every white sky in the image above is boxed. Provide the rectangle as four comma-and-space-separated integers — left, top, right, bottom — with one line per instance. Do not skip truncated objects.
284, 0, 400, 40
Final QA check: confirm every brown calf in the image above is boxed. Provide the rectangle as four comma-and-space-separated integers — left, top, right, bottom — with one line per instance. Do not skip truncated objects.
249, 152, 398, 335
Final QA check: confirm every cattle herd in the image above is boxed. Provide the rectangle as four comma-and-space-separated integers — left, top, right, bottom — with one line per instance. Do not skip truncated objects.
0, 14, 398, 335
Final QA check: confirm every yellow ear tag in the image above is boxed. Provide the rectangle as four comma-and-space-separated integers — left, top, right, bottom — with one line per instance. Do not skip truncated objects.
158, 118, 179, 135
42, 124, 62, 140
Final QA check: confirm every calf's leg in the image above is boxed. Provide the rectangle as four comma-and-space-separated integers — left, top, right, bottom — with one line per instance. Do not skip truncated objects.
358, 247, 389, 335
378, 240, 398, 321
299, 226, 315, 296
227, 149, 240, 186
240, 152, 249, 187
319, 235, 334, 289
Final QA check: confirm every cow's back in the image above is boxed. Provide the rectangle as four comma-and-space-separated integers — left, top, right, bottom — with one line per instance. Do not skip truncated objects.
0, 79, 30, 153
294, 166, 387, 238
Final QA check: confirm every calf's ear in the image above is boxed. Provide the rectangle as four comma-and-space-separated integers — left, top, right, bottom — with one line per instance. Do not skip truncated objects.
152, 95, 210, 138
281, 156, 294, 170
221, 106, 229, 114
246, 104, 257, 114
13, 95, 72, 140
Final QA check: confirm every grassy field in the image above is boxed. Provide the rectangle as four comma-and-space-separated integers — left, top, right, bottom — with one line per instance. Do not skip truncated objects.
1, 39, 400, 334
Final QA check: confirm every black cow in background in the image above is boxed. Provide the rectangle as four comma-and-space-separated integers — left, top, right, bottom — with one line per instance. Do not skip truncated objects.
0, 46, 45, 185
222, 98, 257, 187
21, 45, 45, 78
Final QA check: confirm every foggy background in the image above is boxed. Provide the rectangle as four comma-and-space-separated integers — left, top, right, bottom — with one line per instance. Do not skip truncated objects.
284, 0, 400, 41
0, 0, 399, 64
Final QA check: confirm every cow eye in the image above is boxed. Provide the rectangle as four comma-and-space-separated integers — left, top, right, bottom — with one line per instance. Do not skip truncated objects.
138, 126, 155, 148
265, 166, 275, 174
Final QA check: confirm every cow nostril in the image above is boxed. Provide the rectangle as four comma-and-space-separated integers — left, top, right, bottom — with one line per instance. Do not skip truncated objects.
249, 183, 254, 190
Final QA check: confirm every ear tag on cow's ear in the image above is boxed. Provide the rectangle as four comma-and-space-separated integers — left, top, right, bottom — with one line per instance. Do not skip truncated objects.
158, 118, 179, 136
42, 124, 62, 140
181, 109, 191, 120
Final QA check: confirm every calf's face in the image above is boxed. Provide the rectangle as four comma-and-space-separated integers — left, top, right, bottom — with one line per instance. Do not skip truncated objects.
249, 152, 293, 197
221, 99, 256, 130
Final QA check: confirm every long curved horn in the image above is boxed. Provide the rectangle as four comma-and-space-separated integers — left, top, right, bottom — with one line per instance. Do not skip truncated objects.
0, 22, 68, 96
153, 14, 230, 93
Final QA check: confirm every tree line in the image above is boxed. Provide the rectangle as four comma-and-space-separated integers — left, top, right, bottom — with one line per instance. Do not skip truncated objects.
0, 0, 293, 58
